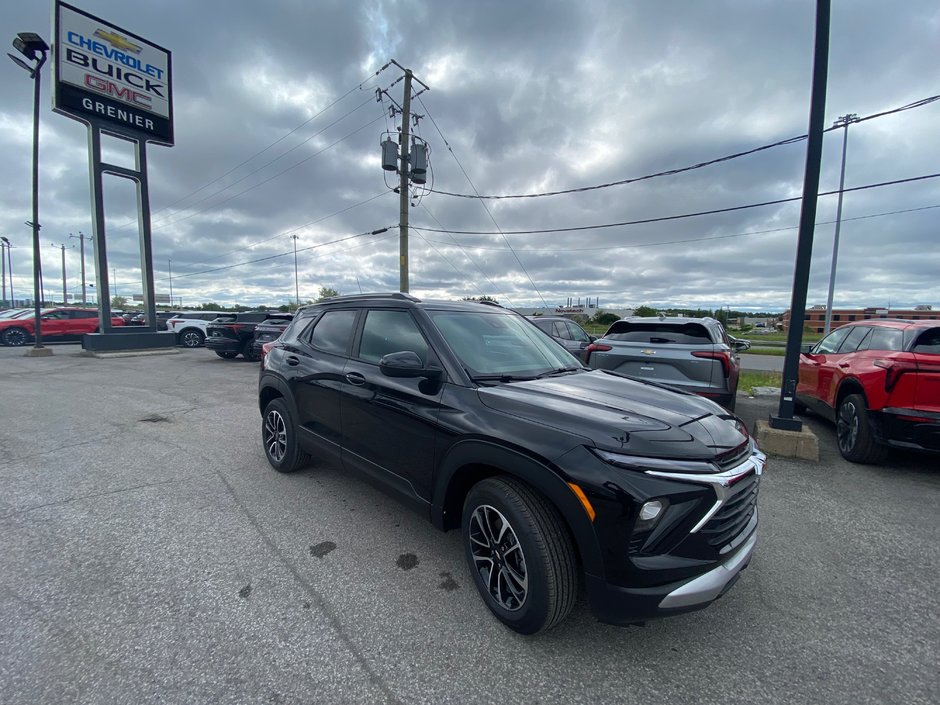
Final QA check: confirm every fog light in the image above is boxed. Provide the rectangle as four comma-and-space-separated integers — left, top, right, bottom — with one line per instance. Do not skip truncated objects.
639, 500, 664, 522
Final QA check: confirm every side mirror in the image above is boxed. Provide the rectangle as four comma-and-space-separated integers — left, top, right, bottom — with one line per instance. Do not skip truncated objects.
589, 335, 597, 343
733, 339, 751, 352
379, 350, 443, 379
800, 343, 814, 354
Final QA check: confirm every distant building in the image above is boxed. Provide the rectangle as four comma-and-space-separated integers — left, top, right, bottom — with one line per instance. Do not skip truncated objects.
781, 306, 938, 333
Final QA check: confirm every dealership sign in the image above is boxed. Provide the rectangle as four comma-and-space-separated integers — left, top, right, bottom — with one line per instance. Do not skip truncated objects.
53, 1, 174, 145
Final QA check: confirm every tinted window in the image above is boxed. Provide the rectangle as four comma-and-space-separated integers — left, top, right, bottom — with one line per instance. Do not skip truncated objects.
532, 320, 554, 335
814, 326, 851, 354
911, 328, 940, 354
552, 321, 569, 339
358, 310, 429, 365
310, 310, 357, 355
837, 326, 871, 353
867, 327, 903, 352
605, 322, 712, 344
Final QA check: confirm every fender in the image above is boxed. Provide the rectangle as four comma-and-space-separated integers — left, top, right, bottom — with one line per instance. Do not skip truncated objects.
431, 438, 605, 576
258, 372, 295, 415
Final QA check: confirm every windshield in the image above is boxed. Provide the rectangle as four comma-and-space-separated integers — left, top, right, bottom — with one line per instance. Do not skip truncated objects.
429, 310, 581, 379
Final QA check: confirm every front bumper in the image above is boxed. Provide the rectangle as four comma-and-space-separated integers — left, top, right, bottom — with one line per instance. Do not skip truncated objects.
586, 528, 757, 625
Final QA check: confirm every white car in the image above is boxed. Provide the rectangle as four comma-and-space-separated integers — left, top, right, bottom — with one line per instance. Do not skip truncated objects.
166, 312, 224, 348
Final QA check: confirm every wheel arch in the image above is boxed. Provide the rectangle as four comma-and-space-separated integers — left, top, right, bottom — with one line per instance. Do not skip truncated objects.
836, 377, 867, 410
259, 375, 293, 416
432, 440, 604, 576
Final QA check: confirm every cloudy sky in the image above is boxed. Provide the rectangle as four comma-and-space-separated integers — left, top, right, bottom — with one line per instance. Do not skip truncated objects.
1, 0, 937, 312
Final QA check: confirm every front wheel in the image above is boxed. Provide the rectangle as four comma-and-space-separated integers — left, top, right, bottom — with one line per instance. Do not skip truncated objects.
1, 327, 30, 347
837, 393, 888, 464
462, 477, 577, 635
215, 351, 238, 359
262, 398, 310, 473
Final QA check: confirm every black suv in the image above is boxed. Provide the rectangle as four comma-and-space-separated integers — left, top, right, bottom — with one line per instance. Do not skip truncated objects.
258, 294, 765, 634
250, 314, 293, 358
206, 312, 270, 360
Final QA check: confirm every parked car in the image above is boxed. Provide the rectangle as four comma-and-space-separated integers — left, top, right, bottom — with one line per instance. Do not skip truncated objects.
796, 319, 940, 463
526, 315, 595, 360
585, 316, 747, 410
259, 294, 765, 634
0, 308, 32, 320
0, 307, 124, 346
205, 311, 270, 360
249, 314, 293, 359
167, 312, 227, 348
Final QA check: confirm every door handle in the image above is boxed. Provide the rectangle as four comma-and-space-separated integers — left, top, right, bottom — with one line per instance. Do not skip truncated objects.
838, 362, 850, 368
286, 355, 300, 367
345, 372, 366, 385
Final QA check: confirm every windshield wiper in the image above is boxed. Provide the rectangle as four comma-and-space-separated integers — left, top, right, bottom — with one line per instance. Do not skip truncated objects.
470, 374, 538, 383
534, 367, 583, 378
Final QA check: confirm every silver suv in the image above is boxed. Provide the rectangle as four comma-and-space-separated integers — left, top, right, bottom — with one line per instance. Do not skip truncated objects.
584, 316, 748, 410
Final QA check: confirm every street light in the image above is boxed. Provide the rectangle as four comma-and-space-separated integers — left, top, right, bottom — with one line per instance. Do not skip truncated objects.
823, 113, 860, 336
9, 31, 50, 354
0, 236, 12, 308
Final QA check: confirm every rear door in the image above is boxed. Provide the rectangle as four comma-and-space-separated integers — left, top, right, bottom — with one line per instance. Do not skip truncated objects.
798, 326, 852, 407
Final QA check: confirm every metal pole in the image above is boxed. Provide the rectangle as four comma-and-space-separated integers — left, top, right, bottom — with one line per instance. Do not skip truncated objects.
291, 234, 299, 305
770, 0, 831, 431
6, 243, 12, 306
70, 231, 88, 305
399, 70, 413, 293
168, 259, 173, 307
1, 241, 6, 307
60, 244, 66, 305
30, 58, 44, 347
823, 113, 858, 336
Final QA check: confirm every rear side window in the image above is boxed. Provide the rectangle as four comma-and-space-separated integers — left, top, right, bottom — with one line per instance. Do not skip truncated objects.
867, 327, 903, 352
309, 310, 357, 356
358, 310, 429, 365
911, 327, 940, 354
566, 321, 590, 342
605, 322, 712, 344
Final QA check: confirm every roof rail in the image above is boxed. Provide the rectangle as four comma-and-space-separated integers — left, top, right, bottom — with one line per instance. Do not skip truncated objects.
319, 292, 421, 303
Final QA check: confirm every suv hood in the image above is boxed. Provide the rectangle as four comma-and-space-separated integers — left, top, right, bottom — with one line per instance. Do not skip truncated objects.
477, 370, 745, 459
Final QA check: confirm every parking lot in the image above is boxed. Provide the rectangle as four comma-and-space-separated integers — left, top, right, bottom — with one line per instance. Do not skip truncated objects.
1, 344, 937, 705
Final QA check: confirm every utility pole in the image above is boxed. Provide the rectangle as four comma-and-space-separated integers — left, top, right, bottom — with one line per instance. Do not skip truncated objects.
69, 231, 90, 306
0, 237, 9, 307
398, 69, 413, 293
50, 242, 68, 305
290, 234, 299, 306
168, 258, 173, 306
113, 267, 117, 298
823, 113, 860, 336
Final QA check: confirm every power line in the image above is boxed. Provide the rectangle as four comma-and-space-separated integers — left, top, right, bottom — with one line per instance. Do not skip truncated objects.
420, 204, 940, 253
165, 227, 393, 281
417, 95, 549, 308
412, 173, 940, 236
150, 113, 387, 232
428, 93, 940, 200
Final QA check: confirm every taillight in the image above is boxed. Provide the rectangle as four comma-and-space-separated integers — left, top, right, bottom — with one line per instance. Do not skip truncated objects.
261, 341, 276, 368
692, 350, 731, 377
872, 358, 937, 392
585, 343, 612, 355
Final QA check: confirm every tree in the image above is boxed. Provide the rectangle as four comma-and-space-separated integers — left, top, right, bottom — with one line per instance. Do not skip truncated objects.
592, 311, 619, 326
200, 302, 223, 311
634, 305, 659, 317
317, 286, 339, 302
111, 295, 127, 309
463, 295, 499, 304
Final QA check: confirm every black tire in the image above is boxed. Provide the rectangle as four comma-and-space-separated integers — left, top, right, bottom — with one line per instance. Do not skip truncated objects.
179, 329, 204, 348
2, 327, 30, 347
836, 393, 888, 464
242, 338, 260, 362
462, 476, 577, 635
794, 398, 808, 415
215, 351, 238, 359
261, 398, 310, 473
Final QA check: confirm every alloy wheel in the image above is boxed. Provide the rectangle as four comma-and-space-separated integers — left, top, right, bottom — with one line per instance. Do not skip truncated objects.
468, 504, 528, 611
837, 398, 859, 455
3, 328, 28, 346
264, 408, 288, 463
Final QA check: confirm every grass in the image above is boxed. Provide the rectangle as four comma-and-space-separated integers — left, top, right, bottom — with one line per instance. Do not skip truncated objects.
738, 370, 782, 394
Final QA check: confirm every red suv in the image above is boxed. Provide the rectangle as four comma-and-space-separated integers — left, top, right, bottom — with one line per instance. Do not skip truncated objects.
796, 319, 940, 463
0, 308, 125, 346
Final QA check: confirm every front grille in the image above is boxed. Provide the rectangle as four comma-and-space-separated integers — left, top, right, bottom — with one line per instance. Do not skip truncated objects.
713, 441, 751, 471
699, 472, 760, 549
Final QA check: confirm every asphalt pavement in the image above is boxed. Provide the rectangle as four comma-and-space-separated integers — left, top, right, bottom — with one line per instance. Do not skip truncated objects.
1, 344, 937, 705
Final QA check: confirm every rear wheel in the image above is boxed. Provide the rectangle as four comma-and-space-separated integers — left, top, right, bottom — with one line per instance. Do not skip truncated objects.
179, 329, 204, 348
462, 477, 577, 635
837, 393, 888, 464
215, 351, 238, 359
262, 398, 310, 473
242, 338, 260, 362
2, 327, 30, 347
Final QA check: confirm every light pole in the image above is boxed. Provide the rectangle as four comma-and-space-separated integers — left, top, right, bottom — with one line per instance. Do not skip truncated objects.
0, 236, 10, 308
823, 113, 860, 336
50, 242, 71, 305
9, 31, 50, 354
290, 235, 299, 306
168, 258, 173, 307
69, 231, 89, 305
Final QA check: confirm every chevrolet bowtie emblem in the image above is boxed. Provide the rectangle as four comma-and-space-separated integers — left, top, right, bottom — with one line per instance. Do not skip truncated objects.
641, 349, 656, 355
94, 29, 143, 55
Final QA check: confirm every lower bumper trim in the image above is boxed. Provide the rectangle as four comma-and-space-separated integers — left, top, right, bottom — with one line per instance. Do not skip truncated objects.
658, 531, 757, 609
